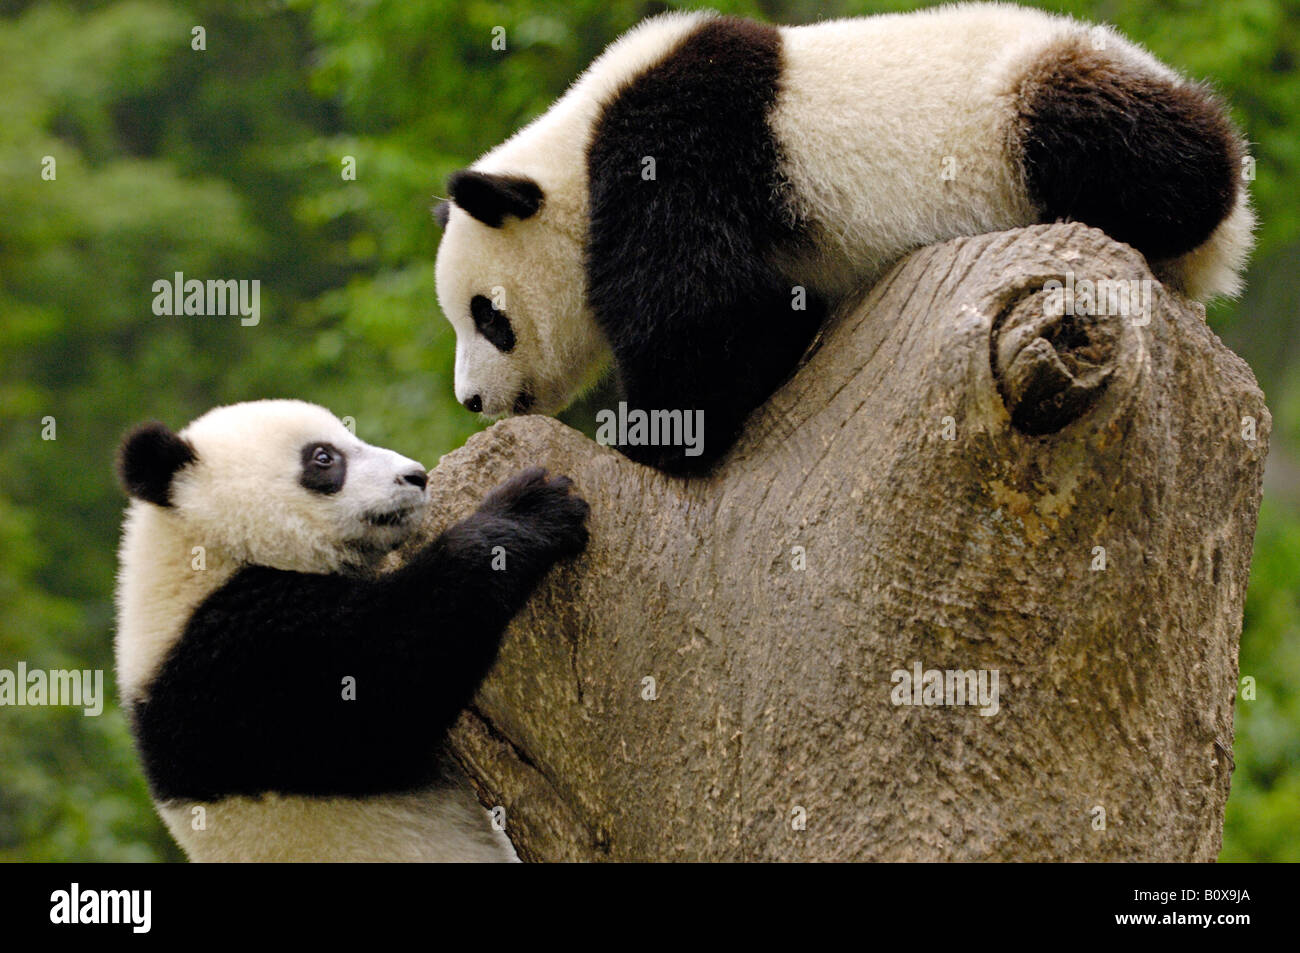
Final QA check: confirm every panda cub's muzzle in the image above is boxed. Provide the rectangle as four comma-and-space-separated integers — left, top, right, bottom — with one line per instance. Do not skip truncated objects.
362, 466, 428, 527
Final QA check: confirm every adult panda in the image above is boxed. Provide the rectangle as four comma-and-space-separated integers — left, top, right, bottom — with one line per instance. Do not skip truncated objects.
114, 400, 588, 861
434, 4, 1254, 472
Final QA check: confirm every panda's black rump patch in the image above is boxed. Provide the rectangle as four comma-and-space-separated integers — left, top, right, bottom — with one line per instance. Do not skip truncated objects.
117, 422, 196, 507
1016, 39, 1242, 262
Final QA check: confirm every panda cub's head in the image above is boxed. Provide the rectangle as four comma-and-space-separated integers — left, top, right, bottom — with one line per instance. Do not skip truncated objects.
434, 170, 612, 420
118, 400, 429, 574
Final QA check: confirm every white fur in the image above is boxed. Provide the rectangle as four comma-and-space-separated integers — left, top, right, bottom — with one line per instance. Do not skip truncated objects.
158, 782, 516, 863
436, 4, 1253, 416
115, 399, 513, 862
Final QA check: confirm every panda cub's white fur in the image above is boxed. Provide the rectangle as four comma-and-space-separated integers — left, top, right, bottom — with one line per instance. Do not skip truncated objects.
435, 4, 1253, 472
115, 399, 588, 861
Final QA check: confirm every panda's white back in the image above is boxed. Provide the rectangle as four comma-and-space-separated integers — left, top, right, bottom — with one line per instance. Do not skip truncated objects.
473, 4, 1098, 288
769, 4, 1067, 292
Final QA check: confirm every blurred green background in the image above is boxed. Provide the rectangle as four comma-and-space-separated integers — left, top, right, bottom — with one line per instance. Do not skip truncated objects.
0, 0, 1295, 862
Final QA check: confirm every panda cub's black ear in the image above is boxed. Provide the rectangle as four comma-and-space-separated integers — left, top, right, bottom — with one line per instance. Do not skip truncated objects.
447, 170, 543, 227
117, 422, 197, 507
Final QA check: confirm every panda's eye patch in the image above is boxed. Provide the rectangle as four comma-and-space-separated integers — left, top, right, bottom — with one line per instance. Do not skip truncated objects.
299, 442, 347, 495
470, 294, 516, 353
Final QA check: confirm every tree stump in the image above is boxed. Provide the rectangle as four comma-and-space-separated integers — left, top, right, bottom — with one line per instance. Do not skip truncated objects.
413, 223, 1269, 861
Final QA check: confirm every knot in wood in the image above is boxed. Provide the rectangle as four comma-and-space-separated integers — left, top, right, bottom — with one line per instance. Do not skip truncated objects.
992, 284, 1121, 434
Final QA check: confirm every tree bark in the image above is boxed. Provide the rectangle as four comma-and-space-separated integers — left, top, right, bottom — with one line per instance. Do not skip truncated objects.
413, 223, 1270, 861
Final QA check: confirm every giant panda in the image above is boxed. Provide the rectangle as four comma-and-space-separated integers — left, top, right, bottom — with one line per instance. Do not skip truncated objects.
113, 399, 588, 861
433, 3, 1254, 472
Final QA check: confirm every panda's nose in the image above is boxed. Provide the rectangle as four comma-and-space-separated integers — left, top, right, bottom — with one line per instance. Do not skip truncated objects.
400, 469, 428, 490
463, 394, 482, 414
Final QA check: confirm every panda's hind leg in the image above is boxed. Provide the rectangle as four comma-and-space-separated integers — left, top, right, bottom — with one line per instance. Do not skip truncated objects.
1154, 192, 1255, 301
1013, 35, 1250, 300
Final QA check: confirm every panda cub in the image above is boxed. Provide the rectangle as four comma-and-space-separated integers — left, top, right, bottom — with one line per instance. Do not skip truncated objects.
114, 399, 588, 861
434, 3, 1254, 472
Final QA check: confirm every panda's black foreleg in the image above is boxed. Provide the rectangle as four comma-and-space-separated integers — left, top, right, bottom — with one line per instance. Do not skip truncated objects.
610, 284, 825, 474
397, 465, 589, 629
310, 468, 588, 787
582, 13, 817, 472
372, 467, 588, 717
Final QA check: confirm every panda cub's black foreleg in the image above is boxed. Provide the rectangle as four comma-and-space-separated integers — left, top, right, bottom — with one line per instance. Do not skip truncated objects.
391, 466, 588, 633
374, 466, 588, 722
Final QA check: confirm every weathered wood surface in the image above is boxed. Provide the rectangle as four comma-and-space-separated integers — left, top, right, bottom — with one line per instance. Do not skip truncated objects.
413, 223, 1269, 861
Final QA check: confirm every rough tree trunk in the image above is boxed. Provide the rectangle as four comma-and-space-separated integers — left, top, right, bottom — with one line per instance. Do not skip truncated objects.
413, 224, 1269, 862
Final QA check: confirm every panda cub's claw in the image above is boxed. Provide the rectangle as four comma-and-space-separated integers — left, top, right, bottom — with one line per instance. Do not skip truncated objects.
481, 466, 590, 559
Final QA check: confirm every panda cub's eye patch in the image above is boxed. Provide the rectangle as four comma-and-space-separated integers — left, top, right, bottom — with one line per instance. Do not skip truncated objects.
470, 294, 516, 353
299, 442, 347, 495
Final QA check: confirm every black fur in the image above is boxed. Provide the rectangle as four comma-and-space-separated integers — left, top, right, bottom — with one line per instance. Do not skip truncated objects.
299, 442, 347, 495
117, 423, 197, 507
1018, 40, 1242, 262
131, 467, 588, 803
585, 17, 824, 473
471, 294, 516, 353
447, 171, 543, 227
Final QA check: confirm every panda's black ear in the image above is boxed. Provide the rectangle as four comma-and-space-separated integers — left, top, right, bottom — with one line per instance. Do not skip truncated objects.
117, 422, 197, 507
447, 170, 543, 227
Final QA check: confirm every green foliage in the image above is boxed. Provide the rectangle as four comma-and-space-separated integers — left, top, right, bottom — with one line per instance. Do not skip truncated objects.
1222, 499, 1300, 861
0, 0, 1296, 861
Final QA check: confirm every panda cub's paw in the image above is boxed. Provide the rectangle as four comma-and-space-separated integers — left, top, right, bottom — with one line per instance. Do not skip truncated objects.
480, 466, 590, 559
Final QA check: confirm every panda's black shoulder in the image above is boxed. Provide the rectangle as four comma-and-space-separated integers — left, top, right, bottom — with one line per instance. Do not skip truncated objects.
585, 14, 800, 316
160, 563, 297, 638
138, 565, 342, 722
132, 564, 448, 802
586, 15, 785, 203
151, 564, 358, 696
194, 564, 343, 625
